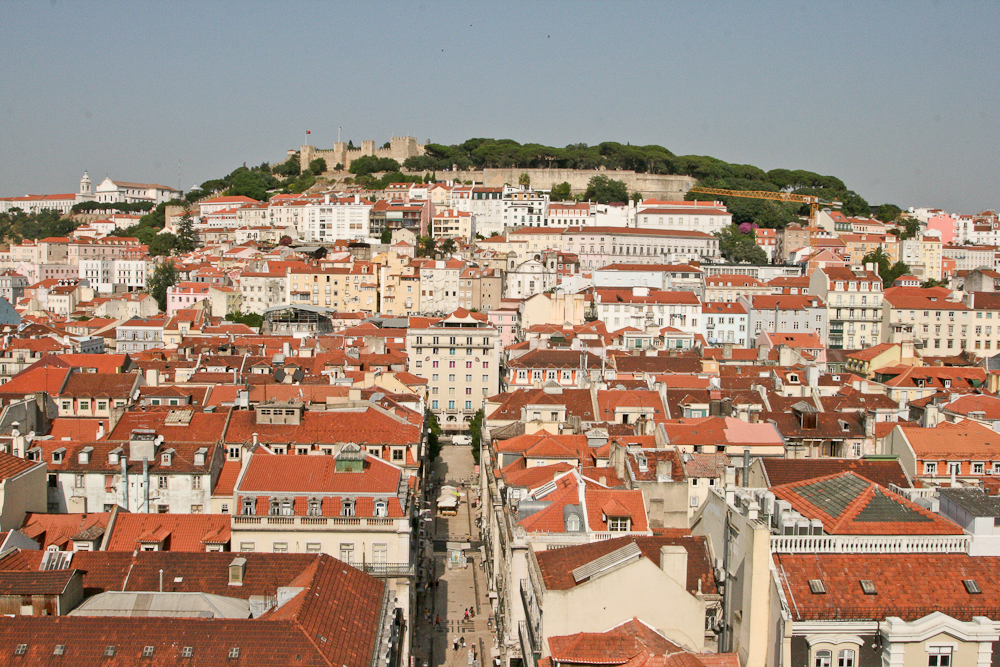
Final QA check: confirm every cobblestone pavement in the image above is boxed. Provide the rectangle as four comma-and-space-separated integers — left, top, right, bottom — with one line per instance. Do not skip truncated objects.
411, 444, 496, 667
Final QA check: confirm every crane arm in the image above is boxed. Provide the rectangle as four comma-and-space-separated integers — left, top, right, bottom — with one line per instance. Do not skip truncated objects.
688, 186, 819, 205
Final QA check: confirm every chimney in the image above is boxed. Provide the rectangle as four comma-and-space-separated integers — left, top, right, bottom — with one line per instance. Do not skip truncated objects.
658, 545, 688, 589
655, 460, 672, 482
96, 421, 105, 440
722, 343, 733, 360
228, 557, 246, 586
145, 368, 159, 387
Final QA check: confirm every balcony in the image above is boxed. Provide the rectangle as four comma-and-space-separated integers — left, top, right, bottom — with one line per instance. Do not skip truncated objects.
770, 534, 970, 554
232, 515, 400, 531
349, 562, 416, 578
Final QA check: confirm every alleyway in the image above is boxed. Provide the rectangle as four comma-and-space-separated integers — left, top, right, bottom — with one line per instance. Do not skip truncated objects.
412, 443, 495, 667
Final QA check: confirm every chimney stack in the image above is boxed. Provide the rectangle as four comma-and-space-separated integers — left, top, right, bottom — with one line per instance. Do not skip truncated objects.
659, 545, 688, 589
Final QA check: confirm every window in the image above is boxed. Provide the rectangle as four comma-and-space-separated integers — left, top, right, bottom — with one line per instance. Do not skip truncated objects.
190, 504, 202, 514
181, 647, 194, 658
272, 542, 288, 553
339, 543, 354, 563
75, 474, 85, 488
814, 650, 831, 667
924, 462, 938, 475
566, 513, 581, 531
242, 498, 255, 515
927, 646, 952, 666
158, 476, 168, 489
305, 543, 321, 552
974, 462, 985, 475
374, 500, 388, 517
608, 517, 629, 532
392, 448, 404, 461
307, 498, 321, 516
143, 646, 155, 657
341, 499, 355, 517
947, 462, 961, 475
228, 648, 240, 659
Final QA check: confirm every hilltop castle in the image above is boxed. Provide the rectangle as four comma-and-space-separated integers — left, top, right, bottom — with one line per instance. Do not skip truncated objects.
296, 136, 425, 173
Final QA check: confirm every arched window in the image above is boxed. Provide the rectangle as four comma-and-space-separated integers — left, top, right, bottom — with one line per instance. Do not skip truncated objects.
242, 497, 255, 516
374, 500, 388, 517
566, 514, 581, 532
280, 499, 294, 516
307, 499, 321, 516
814, 650, 832, 667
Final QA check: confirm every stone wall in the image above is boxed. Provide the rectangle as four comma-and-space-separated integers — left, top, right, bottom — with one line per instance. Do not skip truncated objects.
298, 136, 425, 173
444, 168, 696, 200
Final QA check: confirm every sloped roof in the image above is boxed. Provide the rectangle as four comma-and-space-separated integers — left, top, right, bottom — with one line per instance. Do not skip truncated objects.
775, 552, 1000, 621
535, 534, 716, 595
760, 458, 911, 489
770, 471, 962, 535
106, 514, 231, 551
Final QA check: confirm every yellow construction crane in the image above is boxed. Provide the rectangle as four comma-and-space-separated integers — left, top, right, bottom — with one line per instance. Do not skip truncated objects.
688, 186, 841, 224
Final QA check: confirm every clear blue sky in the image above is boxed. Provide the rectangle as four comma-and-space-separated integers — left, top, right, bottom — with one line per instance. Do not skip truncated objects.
2, 1, 997, 213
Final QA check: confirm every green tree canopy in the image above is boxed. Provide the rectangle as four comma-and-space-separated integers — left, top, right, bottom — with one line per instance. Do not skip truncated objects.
380, 228, 393, 244
147, 261, 179, 312
583, 175, 628, 204
174, 205, 196, 254
349, 156, 401, 177
551, 182, 572, 200
862, 247, 910, 288
716, 225, 768, 264
308, 157, 327, 174
875, 203, 903, 223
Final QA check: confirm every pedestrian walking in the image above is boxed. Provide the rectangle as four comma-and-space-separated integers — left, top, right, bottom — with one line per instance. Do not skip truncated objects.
470, 607, 475, 619
464, 609, 469, 621
453, 638, 459, 652
435, 615, 441, 629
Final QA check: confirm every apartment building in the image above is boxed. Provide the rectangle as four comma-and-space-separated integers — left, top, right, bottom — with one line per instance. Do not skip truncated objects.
285, 263, 378, 313
809, 266, 883, 349
238, 269, 287, 314
431, 209, 475, 241
588, 287, 701, 336
405, 309, 500, 430
881, 286, 972, 353
743, 294, 828, 343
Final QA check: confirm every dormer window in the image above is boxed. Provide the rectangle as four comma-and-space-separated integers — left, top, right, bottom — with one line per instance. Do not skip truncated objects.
109, 449, 120, 466
566, 513, 581, 532
608, 516, 630, 532
307, 498, 321, 516
374, 500, 388, 517
52, 448, 65, 464
242, 497, 256, 516
341, 499, 356, 517
160, 452, 171, 466
194, 448, 206, 466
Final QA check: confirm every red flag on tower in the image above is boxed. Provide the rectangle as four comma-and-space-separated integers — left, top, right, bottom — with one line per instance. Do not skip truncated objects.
306, 130, 311, 134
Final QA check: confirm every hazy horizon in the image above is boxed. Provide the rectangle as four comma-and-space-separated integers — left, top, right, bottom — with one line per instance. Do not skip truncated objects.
2, 1, 997, 213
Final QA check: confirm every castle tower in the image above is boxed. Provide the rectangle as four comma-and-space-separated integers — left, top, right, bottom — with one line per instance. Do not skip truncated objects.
80, 171, 92, 195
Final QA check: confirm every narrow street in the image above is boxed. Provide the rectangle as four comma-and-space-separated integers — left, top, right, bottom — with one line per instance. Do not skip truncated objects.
412, 442, 496, 667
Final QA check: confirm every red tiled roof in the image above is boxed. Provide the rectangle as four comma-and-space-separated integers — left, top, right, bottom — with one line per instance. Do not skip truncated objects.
19, 512, 112, 549
0, 450, 41, 482
224, 407, 419, 446
760, 458, 911, 489
0, 552, 384, 667
237, 452, 401, 496
535, 534, 716, 595
770, 471, 961, 535
106, 513, 231, 551
775, 552, 1000, 621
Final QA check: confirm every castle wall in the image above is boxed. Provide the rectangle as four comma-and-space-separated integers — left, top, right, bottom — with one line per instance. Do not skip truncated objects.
299, 136, 425, 173
446, 168, 696, 200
